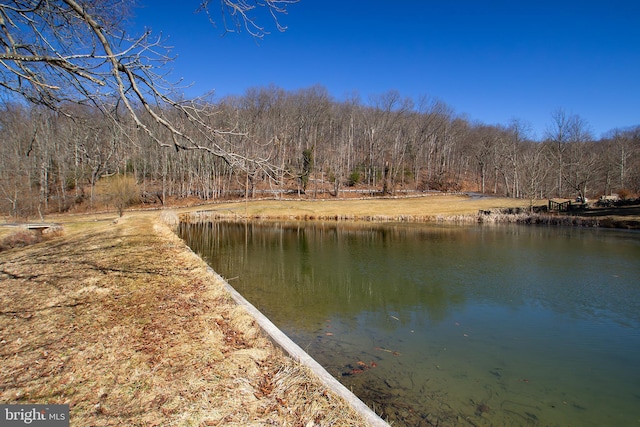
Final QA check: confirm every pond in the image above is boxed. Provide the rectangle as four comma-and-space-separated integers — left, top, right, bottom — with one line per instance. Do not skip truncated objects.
178, 220, 640, 426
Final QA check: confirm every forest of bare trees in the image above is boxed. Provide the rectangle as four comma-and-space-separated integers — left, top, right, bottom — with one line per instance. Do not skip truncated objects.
1, 84, 639, 219
0, 1, 637, 219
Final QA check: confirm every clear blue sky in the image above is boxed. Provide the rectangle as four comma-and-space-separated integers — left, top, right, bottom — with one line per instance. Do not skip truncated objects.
132, 0, 639, 139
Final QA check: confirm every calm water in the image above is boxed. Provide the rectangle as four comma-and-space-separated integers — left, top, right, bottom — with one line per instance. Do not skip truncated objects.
178, 221, 640, 426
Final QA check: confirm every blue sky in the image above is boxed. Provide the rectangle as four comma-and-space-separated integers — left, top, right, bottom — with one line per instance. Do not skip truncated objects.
132, 0, 639, 139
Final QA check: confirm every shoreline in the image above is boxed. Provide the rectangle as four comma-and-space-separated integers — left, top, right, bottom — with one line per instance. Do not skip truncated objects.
182, 209, 640, 230
0, 212, 374, 426
2, 196, 638, 426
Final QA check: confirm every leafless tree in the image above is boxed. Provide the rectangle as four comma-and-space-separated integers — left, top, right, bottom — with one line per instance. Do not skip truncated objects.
3, 60, 640, 218
412, 98, 461, 192
0, 0, 297, 176
544, 109, 591, 197
466, 124, 499, 194
498, 119, 532, 198
0, 104, 33, 217
601, 127, 640, 194
519, 141, 550, 208
563, 141, 599, 202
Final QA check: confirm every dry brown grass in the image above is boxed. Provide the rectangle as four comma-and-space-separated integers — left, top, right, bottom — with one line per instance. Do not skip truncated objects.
0, 212, 368, 426
0, 226, 64, 252
180, 194, 540, 222
0, 230, 43, 251
179, 195, 640, 228
0, 227, 14, 240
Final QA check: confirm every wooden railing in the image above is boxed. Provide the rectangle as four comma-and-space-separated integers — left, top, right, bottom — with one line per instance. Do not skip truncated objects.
548, 200, 571, 212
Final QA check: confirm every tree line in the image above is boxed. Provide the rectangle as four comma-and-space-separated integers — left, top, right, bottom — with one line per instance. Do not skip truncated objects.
1, 84, 639, 218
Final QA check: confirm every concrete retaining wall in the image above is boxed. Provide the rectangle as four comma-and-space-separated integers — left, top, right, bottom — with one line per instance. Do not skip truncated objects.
208, 268, 390, 426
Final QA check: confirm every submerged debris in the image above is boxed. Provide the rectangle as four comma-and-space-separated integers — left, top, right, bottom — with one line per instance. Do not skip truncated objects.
341, 360, 378, 376
475, 403, 490, 416
375, 346, 401, 356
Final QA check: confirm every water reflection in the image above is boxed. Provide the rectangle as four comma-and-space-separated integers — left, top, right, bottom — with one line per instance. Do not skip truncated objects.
179, 221, 640, 426
182, 222, 479, 325
181, 221, 640, 328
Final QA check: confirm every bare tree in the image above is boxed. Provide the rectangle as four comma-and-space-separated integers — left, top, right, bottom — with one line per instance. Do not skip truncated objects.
0, 0, 297, 175
544, 109, 591, 197
466, 124, 500, 194
502, 119, 532, 198
0, 104, 34, 217
563, 141, 600, 202
601, 127, 640, 194
519, 141, 550, 208
561, 114, 593, 200
411, 97, 463, 192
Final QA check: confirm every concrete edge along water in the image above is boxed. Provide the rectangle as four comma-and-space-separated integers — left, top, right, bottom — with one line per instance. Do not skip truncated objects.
208, 267, 390, 427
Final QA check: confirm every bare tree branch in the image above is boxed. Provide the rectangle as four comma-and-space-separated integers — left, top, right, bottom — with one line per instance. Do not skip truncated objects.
199, 0, 296, 37
0, 0, 298, 178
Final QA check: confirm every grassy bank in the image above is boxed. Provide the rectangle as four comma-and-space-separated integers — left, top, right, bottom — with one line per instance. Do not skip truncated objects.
179, 195, 640, 229
0, 212, 368, 426
181, 194, 540, 221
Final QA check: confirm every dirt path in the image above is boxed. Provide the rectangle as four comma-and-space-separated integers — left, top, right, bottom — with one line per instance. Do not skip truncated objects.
0, 213, 368, 426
